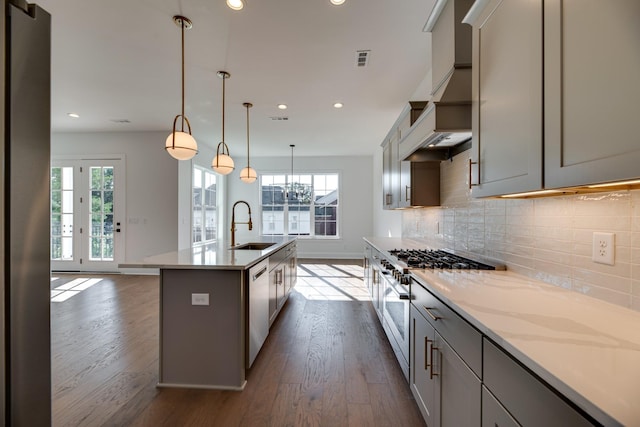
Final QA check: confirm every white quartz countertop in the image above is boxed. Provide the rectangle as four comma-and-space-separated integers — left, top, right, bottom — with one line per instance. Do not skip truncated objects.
364, 237, 640, 427
119, 237, 296, 270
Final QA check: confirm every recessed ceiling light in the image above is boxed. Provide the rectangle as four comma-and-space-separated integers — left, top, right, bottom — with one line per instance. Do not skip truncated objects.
277, 104, 288, 110
330, 0, 346, 5
226, 0, 244, 11
333, 102, 343, 109
67, 113, 79, 118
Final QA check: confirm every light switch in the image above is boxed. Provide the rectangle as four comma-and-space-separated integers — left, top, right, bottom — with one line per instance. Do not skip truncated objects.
191, 293, 209, 306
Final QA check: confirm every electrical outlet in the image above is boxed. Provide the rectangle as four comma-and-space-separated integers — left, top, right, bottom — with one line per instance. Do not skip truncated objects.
592, 232, 615, 265
191, 293, 209, 306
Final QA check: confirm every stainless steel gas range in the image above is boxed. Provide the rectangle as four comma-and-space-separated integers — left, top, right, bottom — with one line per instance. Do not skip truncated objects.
366, 244, 503, 381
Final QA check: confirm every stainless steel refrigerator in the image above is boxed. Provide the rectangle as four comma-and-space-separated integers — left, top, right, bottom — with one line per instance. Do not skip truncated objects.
1, 0, 51, 425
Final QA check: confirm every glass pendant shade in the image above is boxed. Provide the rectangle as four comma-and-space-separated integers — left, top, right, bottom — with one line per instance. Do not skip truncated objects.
212, 141, 234, 175
240, 167, 257, 183
166, 16, 197, 161
165, 130, 197, 160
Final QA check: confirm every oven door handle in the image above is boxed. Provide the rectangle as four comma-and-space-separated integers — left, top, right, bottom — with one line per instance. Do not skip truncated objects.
398, 293, 410, 300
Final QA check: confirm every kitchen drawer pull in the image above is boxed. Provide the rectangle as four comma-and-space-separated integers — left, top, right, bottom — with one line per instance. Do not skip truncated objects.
430, 342, 439, 379
399, 293, 410, 300
425, 337, 432, 371
252, 266, 267, 280
469, 158, 478, 189
423, 306, 441, 321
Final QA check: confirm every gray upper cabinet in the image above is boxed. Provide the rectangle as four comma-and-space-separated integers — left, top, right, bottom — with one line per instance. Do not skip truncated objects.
544, 0, 640, 188
468, 0, 543, 197
468, 0, 640, 197
382, 102, 440, 209
382, 132, 400, 209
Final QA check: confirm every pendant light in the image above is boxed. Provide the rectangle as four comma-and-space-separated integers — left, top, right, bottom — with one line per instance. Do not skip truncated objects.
165, 16, 198, 161
212, 71, 235, 175
239, 102, 257, 183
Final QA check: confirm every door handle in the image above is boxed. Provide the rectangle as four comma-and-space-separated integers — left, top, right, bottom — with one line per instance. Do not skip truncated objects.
430, 341, 439, 380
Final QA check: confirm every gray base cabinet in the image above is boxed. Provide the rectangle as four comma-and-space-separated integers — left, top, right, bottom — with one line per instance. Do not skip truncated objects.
483, 339, 595, 427
410, 305, 440, 426
481, 387, 520, 427
269, 241, 297, 325
410, 282, 481, 427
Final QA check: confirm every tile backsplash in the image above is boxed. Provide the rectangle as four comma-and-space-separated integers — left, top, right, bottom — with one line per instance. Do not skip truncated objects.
402, 152, 640, 311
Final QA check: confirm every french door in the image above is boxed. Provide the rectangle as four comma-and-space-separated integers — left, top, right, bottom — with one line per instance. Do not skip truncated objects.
50, 157, 125, 272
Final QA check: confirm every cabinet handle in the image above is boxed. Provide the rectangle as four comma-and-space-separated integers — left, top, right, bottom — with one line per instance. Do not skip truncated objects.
430, 342, 439, 379
385, 193, 392, 205
252, 266, 267, 280
469, 158, 478, 190
425, 337, 432, 371
405, 185, 410, 202
423, 306, 441, 321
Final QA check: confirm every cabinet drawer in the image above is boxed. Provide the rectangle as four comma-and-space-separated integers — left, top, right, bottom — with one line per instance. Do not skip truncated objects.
482, 386, 520, 427
483, 339, 595, 427
411, 278, 482, 378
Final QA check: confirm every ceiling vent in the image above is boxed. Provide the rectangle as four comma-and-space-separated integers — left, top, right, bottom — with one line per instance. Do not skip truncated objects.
110, 119, 131, 123
269, 116, 289, 121
355, 50, 370, 67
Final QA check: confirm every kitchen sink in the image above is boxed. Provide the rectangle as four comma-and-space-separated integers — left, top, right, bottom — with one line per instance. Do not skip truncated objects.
231, 242, 276, 250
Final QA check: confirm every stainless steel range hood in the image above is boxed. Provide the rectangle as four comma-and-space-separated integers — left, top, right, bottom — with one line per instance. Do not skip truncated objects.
399, 0, 474, 161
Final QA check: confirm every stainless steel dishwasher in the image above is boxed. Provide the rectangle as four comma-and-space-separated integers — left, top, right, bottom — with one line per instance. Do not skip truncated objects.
247, 259, 270, 367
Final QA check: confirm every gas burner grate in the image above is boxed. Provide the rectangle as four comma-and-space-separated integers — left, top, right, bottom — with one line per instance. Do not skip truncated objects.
388, 249, 496, 270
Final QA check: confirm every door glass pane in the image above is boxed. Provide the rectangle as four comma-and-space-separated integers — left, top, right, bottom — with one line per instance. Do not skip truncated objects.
89, 166, 114, 261
192, 166, 217, 244
51, 167, 74, 261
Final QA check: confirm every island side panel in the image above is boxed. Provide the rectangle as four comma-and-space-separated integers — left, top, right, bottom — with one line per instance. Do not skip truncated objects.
159, 268, 246, 389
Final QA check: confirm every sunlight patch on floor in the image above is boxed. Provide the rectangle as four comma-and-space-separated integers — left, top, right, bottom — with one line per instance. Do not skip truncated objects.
50, 277, 103, 302
294, 263, 369, 301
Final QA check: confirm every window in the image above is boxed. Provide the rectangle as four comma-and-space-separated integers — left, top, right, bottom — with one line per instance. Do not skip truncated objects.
193, 166, 217, 244
260, 173, 339, 238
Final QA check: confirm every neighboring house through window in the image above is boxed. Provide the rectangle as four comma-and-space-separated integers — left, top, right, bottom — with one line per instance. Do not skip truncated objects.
260, 173, 339, 238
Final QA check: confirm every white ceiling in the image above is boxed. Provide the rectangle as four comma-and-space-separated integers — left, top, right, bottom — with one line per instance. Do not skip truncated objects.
37, 0, 434, 158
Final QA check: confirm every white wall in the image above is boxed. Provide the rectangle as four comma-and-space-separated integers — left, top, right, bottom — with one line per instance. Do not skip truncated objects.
53, 133, 375, 261
227, 155, 374, 259
52, 131, 179, 263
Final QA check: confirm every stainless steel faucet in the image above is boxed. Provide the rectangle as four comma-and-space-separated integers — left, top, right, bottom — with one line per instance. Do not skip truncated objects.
231, 200, 253, 246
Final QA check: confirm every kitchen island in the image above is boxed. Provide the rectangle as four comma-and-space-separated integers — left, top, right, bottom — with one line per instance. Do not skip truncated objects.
120, 237, 297, 390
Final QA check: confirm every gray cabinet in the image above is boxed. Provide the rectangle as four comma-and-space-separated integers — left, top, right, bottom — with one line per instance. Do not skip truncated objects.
468, 0, 640, 196
268, 242, 296, 325
410, 281, 482, 427
410, 304, 440, 426
383, 102, 440, 209
382, 133, 400, 209
398, 161, 441, 208
483, 339, 595, 427
469, 0, 543, 197
481, 386, 520, 427
544, 0, 640, 188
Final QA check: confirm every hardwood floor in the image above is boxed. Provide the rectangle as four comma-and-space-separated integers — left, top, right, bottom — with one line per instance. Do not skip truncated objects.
51, 263, 425, 427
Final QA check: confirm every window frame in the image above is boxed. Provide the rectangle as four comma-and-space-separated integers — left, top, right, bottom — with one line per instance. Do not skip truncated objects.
259, 171, 340, 239
192, 165, 218, 246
